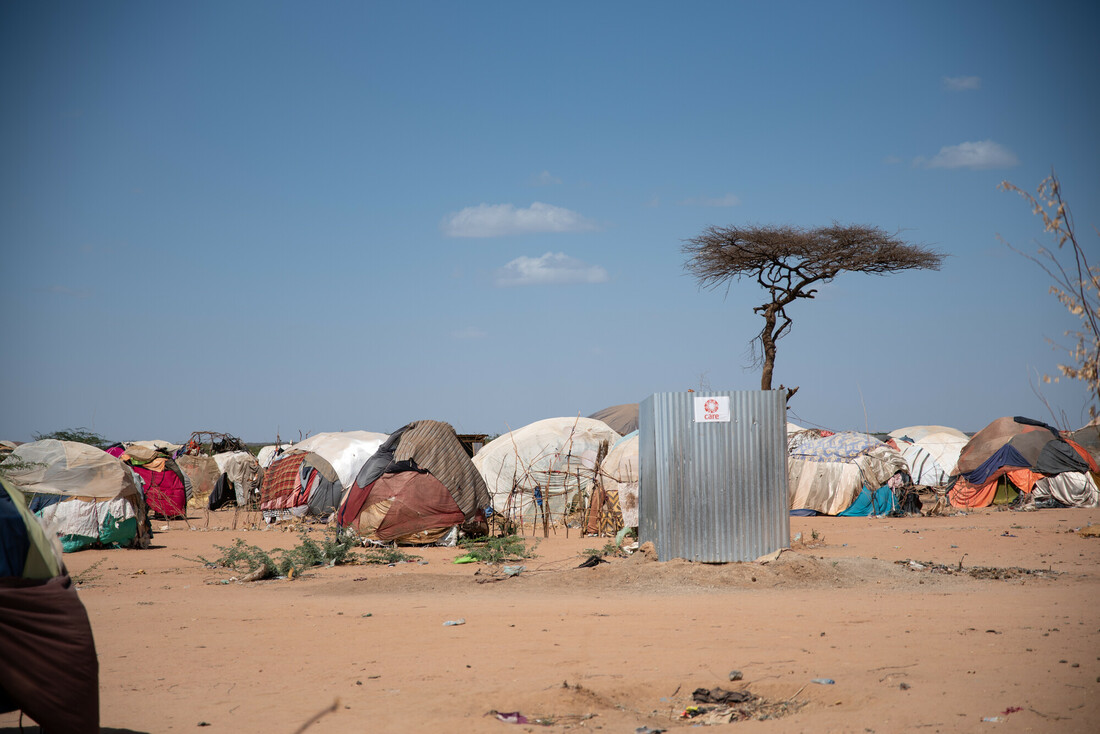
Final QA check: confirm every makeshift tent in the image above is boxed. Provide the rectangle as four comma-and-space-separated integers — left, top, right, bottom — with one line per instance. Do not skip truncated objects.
288, 431, 388, 490
473, 417, 621, 524
178, 450, 264, 510
950, 416, 1098, 508
0, 477, 99, 733
787, 430, 908, 515
258, 432, 387, 521
337, 420, 490, 543
3, 440, 151, 552
587, 404, 639, 436
107, 444, 189, 517
588, 431, 638, 535
886, 425, 969, 487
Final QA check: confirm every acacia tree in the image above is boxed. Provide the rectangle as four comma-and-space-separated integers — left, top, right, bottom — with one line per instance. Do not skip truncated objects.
682, 223, 944, 394
999, 171, 1099, 424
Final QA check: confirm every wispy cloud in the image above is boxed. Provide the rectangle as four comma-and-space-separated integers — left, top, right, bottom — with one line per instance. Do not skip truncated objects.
442, 202, 597, 238
679, 193, 741, 207
495, 252, 609, 287
943, 75, 981, 91
882, 155, 903, 165
451, 327, 487, 340
530, 170, 562, 186
915, 140, 1019, 170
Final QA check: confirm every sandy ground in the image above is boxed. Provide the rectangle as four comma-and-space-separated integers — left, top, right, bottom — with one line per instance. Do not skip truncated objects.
3, 507, 1099, 734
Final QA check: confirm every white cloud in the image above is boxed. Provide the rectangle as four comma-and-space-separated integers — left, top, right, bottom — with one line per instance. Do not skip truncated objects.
917, 140, 1019, 170
531, 170, 562, 186
495, 252, 609, 287
442, 202, 597, 238
451, 327, 487, 340
943, 75, 981, 91
679, 193, 741, 207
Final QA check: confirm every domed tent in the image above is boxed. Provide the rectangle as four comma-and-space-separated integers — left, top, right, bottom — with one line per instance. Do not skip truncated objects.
337, 420, 489, 544
951, 416, 1098, 508
3, 440, 151, 552
107, 444, 189, 518
587, 431, 638, 535
587, 403, 639, 436
787, 430, 908, 515
886, 425, 969, 488
474, 417, 621, 525
259, 431, 387, 521
0, 477, 99, 733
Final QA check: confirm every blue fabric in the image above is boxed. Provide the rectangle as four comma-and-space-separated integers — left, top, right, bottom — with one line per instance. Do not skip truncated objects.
789, 508, 818, 516
961, 444, 1031, 485
837, 486, 897, 517
0, 491, 30, 577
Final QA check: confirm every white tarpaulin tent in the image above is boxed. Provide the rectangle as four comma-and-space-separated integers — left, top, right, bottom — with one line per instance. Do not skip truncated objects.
474, 417, 621, 523
289, 431, 388, 489
599, 431, 639, 526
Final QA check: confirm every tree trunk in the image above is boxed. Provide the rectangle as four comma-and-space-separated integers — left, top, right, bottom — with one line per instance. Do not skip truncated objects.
759, 307, 777, 391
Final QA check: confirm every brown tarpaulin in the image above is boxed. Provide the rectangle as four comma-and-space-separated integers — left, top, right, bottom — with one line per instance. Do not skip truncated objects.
0, 573, 99, 733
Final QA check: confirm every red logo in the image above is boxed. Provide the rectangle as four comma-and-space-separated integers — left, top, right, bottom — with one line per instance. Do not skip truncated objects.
704, 399, 719, 414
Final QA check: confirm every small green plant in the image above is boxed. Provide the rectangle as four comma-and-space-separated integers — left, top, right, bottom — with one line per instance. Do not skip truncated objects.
73, 557, 106, 586
361, 546, 421, 565
32, 427, 109, 449
583, 540, 623, 558
198, 530, 373, 578
457, 535, 537, 564
811, 528, 820, 541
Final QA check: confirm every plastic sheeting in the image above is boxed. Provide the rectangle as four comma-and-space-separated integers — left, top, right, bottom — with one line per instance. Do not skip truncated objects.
473, 417, 621, 523
788, 432, 907, 515
1031, 472, 1100, 508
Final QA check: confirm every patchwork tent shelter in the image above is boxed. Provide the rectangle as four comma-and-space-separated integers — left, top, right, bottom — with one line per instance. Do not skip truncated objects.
951, 416, 1098, 508
474, 417, 621, 525
588, 431, 638, 535
587, 404, 639, 436
259, 431, 387, 521
178, 450, 264, 510
788, 430, 908, 515
2, 440, 151, 552
0, 477, 99, 733
107, 444, 189, 517
886, 425, 969, 488
337, 420, 489, 543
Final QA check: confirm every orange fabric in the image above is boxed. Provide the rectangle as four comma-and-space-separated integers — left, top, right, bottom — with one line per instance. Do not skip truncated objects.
951, 467, 1045, 508
1066, 438, 1100, 474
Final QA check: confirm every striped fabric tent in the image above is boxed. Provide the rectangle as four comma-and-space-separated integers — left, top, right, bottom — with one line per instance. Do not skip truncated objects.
337, 420, 490, 543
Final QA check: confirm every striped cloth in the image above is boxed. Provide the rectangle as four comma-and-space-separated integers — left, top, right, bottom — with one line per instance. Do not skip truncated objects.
394, 420, 490, 518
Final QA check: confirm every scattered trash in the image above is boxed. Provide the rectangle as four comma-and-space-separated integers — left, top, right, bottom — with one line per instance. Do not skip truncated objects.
693, 687, 753, 704
899, 682, 911, 690
361, 613, 372, 618
982, 716, 1004, 723
635, 727, 666, 734
1001, 707, 1023, 715
197, 723, 211, 727
502, 565, 525, 577
728, 669, 743, 681
453, 555, 477, 564
488, 711, 527, 724
1001, 531, 1017, 537
418, 560, 429, 565
811, 678, 835, 685
908, 561, 925, 570
443, 618, 466, 626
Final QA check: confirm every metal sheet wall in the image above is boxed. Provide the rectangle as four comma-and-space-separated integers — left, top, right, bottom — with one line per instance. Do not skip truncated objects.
638, 390, 789, 562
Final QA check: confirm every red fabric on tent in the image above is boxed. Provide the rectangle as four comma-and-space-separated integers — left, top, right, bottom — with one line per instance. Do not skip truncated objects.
129, 464, 187, 517
260, 453, 307, 511
345, 471, 465, 541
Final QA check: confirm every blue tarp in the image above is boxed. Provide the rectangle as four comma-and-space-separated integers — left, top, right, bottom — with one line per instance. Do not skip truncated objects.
961, 444, 1031, 485
837, 486, 897, 517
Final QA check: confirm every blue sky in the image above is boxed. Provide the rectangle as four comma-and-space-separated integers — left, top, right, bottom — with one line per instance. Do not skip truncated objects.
2, 1, 1098, 443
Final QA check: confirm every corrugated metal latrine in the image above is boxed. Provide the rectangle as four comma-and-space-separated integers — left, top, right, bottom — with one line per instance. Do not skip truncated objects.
638, 390, 788, 562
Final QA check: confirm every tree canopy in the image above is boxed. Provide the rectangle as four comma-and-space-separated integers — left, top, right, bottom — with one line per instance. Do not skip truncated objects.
683, 222, 945, 393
